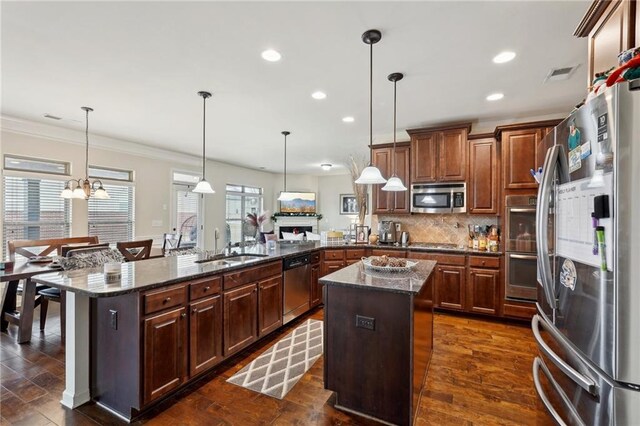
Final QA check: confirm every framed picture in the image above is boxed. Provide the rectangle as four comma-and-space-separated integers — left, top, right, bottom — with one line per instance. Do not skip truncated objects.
355, 225, 369, 244
340, 194, 359, 215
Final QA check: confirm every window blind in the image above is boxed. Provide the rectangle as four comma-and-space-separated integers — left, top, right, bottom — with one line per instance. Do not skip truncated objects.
2, 176, 71, 259
88, 184, 134, 244
176, 188, 199, 245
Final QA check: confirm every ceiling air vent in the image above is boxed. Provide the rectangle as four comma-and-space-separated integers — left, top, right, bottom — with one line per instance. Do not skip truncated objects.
544, 66, 578, 83
43, 114, 62, 120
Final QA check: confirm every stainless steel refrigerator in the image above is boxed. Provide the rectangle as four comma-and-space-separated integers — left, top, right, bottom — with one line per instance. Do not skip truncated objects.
533, 80, 640, 425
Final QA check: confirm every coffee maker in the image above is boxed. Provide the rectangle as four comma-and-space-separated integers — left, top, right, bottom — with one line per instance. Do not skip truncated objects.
378, 221, 398, 244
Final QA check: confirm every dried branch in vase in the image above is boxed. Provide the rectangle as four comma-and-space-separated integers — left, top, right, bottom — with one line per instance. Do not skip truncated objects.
349, 155, 368, 225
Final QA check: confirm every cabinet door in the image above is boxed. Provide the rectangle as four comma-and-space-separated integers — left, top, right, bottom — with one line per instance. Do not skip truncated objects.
467, 268, 499, 315
502, 129, 540, 189
143, 307, 187, 404
392, 145, 411, 213
321, 260, 344, 277
372, 147, 391, 214
439, 129, 467, 181
310, 263, 321, 307
411, 133, 438, 183
223, 283, 257, 356
189, 295, 223, 377
434, 265, 466, 311
468, 138, 498, 214
258, 275, 283, 337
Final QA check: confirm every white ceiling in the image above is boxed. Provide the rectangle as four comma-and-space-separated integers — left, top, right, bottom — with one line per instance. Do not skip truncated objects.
1, 1, 589, 175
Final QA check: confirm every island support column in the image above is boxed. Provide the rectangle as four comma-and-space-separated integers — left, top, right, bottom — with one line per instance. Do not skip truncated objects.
61, 291, 91, 408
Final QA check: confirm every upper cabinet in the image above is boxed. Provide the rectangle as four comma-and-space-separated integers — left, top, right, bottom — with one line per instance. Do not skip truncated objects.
407, 123, 471, 184
371, 143, 411, 214
468, 134, 499, 214
495, 120, 562, 191
574, 0, 639, 85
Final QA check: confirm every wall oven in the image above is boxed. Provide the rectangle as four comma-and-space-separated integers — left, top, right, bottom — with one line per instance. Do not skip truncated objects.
505, 195, 538, 301
410, 182, 466, 214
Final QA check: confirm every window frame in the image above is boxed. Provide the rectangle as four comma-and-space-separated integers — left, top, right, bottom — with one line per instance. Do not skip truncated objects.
87, 169, 135, 244
225, 183, 264, 245
171, 170, 204, 248
88, 165, 134, 182
3, 154, 71, 176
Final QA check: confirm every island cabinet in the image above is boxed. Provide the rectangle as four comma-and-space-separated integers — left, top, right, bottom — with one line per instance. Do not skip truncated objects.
310, 251, 322, 307
371, 143, 411, 214
408, 122, 471, 183
408, 253, 466, 311
321, 260, 435, 426
468, 134, 499, 214
223, 261, 282, 356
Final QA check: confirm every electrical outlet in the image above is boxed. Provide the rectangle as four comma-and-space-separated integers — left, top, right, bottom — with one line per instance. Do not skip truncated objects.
356, 315, 375, 331
109, 309, 118, 330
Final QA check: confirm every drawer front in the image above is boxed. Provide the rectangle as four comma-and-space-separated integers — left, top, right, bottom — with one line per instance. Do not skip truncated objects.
190, 276, 222, 301
144, 284, 187, 315
407, 251, 437, 261
370, 249, 407, 258
468, 256, 500, 269
310, 252, 321, 264
223, 261, 282, 290
432, 254, 466, 266
324, 249, 345, 260
345, 249, 366, 260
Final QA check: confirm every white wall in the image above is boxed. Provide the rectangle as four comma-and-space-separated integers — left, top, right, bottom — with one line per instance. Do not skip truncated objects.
317, 174, 357, 232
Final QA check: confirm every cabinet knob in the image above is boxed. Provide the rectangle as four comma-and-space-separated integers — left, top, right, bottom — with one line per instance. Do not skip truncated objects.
481, 261, 485, 265
192, 307, 198, 314
163, 297, 171, 304
181, 312, 187, 318
204, 286, 210, 291
252, 289, 257, 293
438, 268, 442, 272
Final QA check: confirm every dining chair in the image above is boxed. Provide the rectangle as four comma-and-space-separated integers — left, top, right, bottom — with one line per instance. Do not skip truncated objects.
116, 239, 153, 261
60, 242, 110, 257
6, 236, 100, 340
162, 233, 182, 255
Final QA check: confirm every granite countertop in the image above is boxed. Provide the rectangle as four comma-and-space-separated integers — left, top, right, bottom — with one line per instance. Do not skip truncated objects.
318, 260, 436, 295
31, 240, 497, 297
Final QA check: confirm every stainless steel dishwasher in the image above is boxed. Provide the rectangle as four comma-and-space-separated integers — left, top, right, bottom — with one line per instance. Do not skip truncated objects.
283, 254, 311, 324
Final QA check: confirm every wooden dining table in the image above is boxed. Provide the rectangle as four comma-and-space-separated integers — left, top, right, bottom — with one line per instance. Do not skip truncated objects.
0, 260, 62, 343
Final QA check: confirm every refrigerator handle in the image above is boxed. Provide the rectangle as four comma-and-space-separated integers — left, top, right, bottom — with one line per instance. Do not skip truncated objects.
533, 357, 586, 426
532, 315, 598, 396
536, 144, 570, 309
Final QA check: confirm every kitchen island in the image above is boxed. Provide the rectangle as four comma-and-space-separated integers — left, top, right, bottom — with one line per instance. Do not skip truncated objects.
320, 260, 435, 426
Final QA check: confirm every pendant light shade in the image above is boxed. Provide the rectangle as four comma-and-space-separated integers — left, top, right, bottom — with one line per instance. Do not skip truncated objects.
355, 29, 387, 185
193, 91, 215, 194
382, 72, 407, 192
60, 107, 110, 200
277, 131, 290, 201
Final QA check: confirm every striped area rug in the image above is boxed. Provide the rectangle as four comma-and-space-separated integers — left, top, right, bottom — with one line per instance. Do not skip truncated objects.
226, 319, 323, 399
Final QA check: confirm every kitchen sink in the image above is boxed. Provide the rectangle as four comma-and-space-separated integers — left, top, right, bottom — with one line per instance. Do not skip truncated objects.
225, 254, 269, 263
195, 253, 268, 265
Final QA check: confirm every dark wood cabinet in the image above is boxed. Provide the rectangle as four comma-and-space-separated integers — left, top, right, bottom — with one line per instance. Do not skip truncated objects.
370, 249, 407, 258
223, 283, 258, 356
408, 123, 471, 184
310, 262, 321, 307
501, 128, 540, 190
258, 275, 282, 337
467, 268, 499, 315
189, 295, 222, 377
371, 144, 411, 214
321, 260, 344, 277
439, 129, 467, 181
143, 306, 187, 404
434, 265, 466, 311
468, 135, 499, 214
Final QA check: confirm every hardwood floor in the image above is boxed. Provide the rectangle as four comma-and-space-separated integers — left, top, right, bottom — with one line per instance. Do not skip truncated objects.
0, 303, 553, 425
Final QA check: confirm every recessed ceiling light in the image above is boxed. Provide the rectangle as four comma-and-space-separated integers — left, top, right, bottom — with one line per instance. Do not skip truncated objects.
261, 49, 281, 62
320, 163, 332, 171
311, 91, 327, 100
486, 93, 504, 101
342, 116, 355, 123
493, 51, 516, 64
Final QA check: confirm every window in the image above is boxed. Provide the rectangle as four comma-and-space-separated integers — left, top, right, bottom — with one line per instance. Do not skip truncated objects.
4, 155, 70, 175
89, 166, 133, 182
225, 184, 263, 245
88, 183, 134, 243
2, 176, 71, 259
172, 171, 203, 248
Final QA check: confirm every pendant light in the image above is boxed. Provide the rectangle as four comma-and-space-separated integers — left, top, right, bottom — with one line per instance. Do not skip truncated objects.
276, 131, 290, 201
193, 91, 215, 194
355, 29, 387, 185
382, 73, 407, 192
60, 107, 110, 200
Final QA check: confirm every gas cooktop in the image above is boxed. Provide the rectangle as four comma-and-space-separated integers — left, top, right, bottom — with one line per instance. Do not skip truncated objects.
409, 242, 461, 249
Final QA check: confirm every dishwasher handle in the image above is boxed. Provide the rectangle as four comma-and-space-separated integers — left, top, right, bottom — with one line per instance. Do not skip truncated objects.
284, 255, 310, 270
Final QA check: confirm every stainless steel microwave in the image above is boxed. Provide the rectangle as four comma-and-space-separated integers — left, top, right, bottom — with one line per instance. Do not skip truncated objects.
410, 182, 466, 214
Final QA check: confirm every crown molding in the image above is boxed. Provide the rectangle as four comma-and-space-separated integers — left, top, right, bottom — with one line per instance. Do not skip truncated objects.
1, 115, 200, 167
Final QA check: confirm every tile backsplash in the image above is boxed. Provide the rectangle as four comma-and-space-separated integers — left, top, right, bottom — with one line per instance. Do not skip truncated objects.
372, 214, 498, 247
